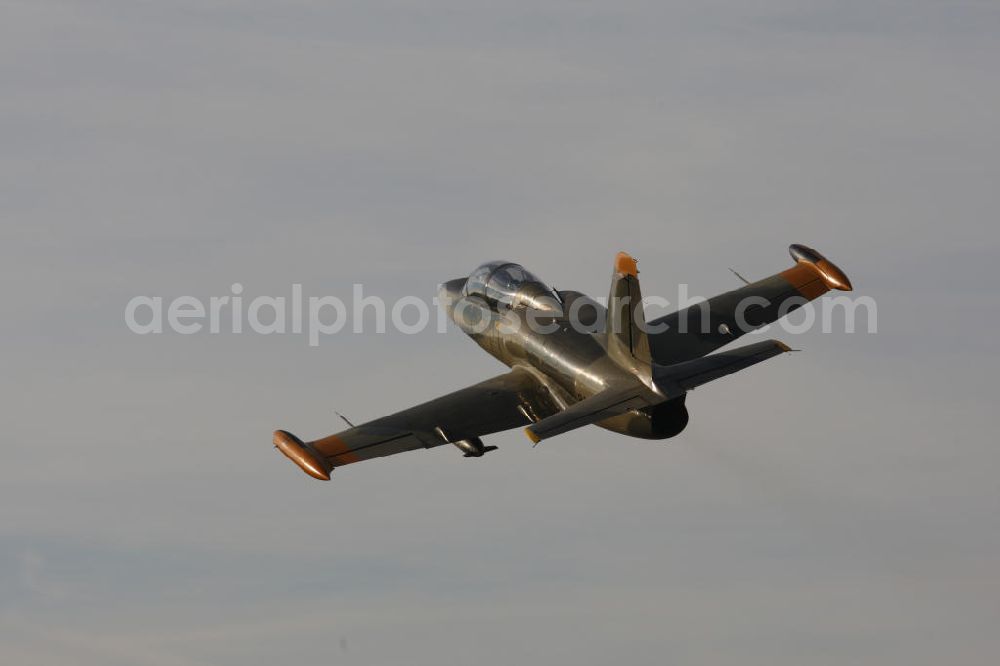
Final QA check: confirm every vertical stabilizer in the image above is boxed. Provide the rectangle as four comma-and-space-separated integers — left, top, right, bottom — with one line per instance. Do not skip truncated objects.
607, 252, 652, 372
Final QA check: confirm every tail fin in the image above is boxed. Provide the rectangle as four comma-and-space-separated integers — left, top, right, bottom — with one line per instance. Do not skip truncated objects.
607, 252, 652, 370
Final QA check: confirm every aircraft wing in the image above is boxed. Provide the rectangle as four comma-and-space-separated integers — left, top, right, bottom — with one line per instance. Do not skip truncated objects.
274, 367, 552, 479
524, 384, 653, 443
647, 244, 852, 364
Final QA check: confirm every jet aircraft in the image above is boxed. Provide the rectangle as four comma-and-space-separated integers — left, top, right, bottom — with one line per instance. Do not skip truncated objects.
274, 244, 852, 480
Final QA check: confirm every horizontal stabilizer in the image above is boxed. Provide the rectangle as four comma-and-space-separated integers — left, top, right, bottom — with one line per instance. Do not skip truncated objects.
653, 339, 791, 398
525, 385, 652, 443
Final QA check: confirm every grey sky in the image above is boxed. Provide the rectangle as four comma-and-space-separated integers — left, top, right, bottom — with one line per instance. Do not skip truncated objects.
2, 1, 998, 664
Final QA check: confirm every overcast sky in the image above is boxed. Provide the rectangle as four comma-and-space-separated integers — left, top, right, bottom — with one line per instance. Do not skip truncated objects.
2, 1, 998, 665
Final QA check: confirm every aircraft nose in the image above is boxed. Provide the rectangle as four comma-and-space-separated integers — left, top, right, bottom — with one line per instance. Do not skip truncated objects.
437, 278, 467, 312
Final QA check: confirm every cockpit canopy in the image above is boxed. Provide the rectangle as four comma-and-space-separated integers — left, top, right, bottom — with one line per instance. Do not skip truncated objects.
463, 261, 560, 311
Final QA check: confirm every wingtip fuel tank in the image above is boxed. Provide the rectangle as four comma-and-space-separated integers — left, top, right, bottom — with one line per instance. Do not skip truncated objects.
788, 243, 853, 291
273, 430, 332, 480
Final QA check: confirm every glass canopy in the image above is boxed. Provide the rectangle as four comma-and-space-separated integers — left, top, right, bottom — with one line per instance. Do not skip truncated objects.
463, 261, 557, 309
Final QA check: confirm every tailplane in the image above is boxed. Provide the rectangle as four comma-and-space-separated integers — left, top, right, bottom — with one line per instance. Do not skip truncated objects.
652, 339, 792, 398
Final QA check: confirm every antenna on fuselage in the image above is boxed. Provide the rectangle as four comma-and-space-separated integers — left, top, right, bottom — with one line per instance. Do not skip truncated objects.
729, 267, 751, 285
335, 411, 356, 428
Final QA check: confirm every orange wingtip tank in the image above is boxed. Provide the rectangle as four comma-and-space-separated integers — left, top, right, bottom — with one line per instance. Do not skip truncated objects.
273, 430, 332, 480
615, 252, 639, 277
788, 244, 853, 291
